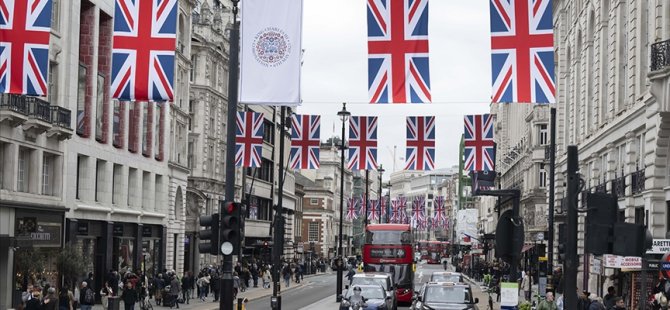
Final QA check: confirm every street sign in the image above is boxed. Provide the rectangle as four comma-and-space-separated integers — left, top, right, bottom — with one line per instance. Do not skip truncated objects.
647, 239, 670, 254
662, 253, 670, 279
500, 282, 519, 307
590, 258, 602, 275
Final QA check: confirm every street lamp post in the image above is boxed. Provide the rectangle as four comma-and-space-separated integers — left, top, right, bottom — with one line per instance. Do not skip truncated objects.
336, 102, 350, 302
378, 165, 385, 223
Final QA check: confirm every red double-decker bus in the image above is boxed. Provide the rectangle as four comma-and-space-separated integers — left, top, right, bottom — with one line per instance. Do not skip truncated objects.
417, 240, 448, 264
362, 224, 415, 304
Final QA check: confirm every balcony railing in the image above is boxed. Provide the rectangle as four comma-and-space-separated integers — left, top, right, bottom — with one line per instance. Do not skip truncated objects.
631, 169, 645, 194
651, 39, 670, 71
27, 97, 51, 122
0, 93, 29, 114
50, 106, 71, 128
611, 176, 626, 197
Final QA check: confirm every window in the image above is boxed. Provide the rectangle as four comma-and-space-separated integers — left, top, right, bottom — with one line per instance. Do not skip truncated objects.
96, 74, 105, 142
308, 222, 319, 242
208, 144, 215, 172
142, 103, 150, 156
310, 198, 318, 205
51, 0, 60, 31
190, 55, 197, 82
112, 164, 122, 204
0, 143, 4, 189
42, 154, 54, 196
17, 148, 30, 192
211, 61, 218, 88
539, 164, 547, 188
209, 105, 216, 132
76, 155, 83, 199
128, 168, 137, 206
601, 154, 608, 181
77, 64, 87, 136
187, 140, 194, 169
113, 101, 122, 147
617, 145, 625, 174
635, 207, 645, 226
154, 103, 161, 160
539, 124, 548, 146
95, 160, 105, 202
637, 133, 645, 168
263, 121, 275, 144
48, 62, 58, 105
259, 159, 274, 182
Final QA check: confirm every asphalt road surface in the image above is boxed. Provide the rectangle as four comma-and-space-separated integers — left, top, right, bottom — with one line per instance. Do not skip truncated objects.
243, 262, 496, 310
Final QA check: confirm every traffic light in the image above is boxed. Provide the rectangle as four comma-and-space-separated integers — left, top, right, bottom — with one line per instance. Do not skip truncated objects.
612, 222, 653, 257
585, 192, 617, 255
198, 213, 220, 255
221, 201, 243, 256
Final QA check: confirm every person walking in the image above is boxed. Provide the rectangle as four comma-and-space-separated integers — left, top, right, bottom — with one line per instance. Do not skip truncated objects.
211, 272, 220, 302
262, 268, 271, 289
24, 291, 42, 310
521, 272, 531, 301
588, 294, 606, 310
43, 287, 59, 310
232, 272, 240, 300
537, 292, 558, 310
79, 282, 95, 310
603, 287, 616, 309
100, 282, 114, 310
196, 273, 210, 301
610, 297, 627, 310
251, 264, 259, 288
121, 282, 138, 310
282, 264, 292, 288
181, 271, 193, 305
58, 285, 74, 310
169, 275, 180, 308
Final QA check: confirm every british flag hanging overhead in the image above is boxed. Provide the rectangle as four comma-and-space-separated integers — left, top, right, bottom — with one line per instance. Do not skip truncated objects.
368, 199, 379, 223
346, 196, 359, 221
490, 0, 555, 103
289, 114, 321, 170
235, 111, 264, 168
390, 198, 400, 223
380, 196, 387, 222
0, 0, 53, 95
405, 116, 436, 170
348, 116, 379, 170
411, 196, 426, 225
433, 196, 446, 228
111, 0, 177, 101
464, 114, 495, 172
367, 0, 431, 104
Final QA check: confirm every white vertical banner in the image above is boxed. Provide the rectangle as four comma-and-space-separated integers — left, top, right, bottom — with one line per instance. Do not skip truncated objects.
240, 0, 303, 106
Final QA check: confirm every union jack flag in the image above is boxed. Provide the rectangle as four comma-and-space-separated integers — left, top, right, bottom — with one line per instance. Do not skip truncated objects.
348, 116, 378, 170
111, 0, 177, 101
346, 196, 359, 221
0, 0, 52, 95
433, 196, 446, 227
289, 114, 321, 170
390, 199, 399, 223
490, 0, 555, 103
380, 196, 387, 222
368, 199, 379, 223
367, 0, 431, 103
235, 111, 264, 168
464, 114, 495, 172
405, 116, 435, 170
411, 196, 425, 224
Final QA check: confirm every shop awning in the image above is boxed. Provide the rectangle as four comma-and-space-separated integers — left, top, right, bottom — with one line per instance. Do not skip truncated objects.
521, 244, 535, 253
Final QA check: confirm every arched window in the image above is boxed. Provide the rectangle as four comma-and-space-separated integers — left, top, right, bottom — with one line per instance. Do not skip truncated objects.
617, 0, 629, 112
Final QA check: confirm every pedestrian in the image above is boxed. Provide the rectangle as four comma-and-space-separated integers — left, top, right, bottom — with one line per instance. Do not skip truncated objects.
169, 275, 181, 308
86, 273, 95, 293
521, 271, 531, 301
121, 282, 137, 310
58, 285, 74, 310
603, 287, 616, 309
537, 292, 558, 310
100, 282, 114, 310
43, 287, 58, 310
196, 273, 210, 301
282, 264, 292, 287
153, 274, 164, 305
79, 282, 95, 310
251, 264, 259, 288
232, 272, 240, 300
24, 291, 42, 310
578, 290, 591, 310
346, 267, 356, 285
262, 268, 271, 289
181, 271, 193, 305
588, 294, 606, 310
611, 297, 626, 310
211, 271, 221, 301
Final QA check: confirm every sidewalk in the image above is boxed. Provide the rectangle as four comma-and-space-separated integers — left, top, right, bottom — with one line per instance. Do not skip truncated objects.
92, 271, 333, 310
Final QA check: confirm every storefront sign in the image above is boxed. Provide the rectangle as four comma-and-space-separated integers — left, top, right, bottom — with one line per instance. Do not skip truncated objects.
500, 282, 519, 307
647, 239, 670, 254
142, 226, 152, 237
603, 254, 642, 269
15, 224, 61, 247
77, 222, 89, 235
113, 224, 124, 236
590, 258, 602, 274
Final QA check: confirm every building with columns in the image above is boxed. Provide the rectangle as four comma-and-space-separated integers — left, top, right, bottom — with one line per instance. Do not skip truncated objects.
552, 0, 669, 300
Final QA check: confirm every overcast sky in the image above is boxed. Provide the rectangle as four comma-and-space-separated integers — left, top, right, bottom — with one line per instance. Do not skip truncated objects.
295, 0, 493, 177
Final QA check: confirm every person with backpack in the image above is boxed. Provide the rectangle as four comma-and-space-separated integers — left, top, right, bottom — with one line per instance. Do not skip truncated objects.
79, 282, 95, 310
58, 285, 74, 310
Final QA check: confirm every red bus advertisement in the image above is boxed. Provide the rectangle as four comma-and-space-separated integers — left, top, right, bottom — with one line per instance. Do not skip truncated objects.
362, 224, 415, 304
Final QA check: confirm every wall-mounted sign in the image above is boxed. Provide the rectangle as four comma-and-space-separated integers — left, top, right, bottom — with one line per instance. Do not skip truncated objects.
77, 222, 89, 235
647, 239, 670, 254
15, 224, 61, 247
142, 226, 152, 237
113, 224, 124, 236
603, 254, 641, 269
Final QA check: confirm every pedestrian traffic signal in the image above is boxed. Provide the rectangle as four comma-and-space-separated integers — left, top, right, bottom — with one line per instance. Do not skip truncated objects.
221, 201, 243, 256
198, 213, 220, 255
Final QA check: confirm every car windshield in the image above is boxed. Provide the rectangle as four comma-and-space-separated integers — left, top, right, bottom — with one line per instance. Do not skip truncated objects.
345, 286, 385, 300
431, 274, 461, 283
424, 286, 471, 304
351, 277, 389, 290
365, 264, 412, 288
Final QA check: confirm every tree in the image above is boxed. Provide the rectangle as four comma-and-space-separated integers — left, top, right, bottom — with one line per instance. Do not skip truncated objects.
14, 248, 46, 289
57, 243, 92, 287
